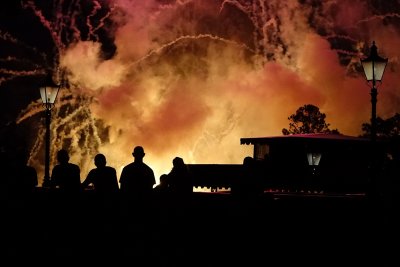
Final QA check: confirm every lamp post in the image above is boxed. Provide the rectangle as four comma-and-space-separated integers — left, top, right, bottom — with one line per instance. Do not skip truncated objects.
307, 151, 321, 193
361, 41, 388, 143
40, 72, 60, 188
361, 41, 388, 200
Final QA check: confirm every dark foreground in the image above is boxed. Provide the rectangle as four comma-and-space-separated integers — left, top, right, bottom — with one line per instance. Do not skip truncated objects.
3, 190, 399, 266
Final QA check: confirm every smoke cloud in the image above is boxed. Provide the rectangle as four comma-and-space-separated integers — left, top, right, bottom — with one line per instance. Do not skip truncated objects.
3, 0, 400, 183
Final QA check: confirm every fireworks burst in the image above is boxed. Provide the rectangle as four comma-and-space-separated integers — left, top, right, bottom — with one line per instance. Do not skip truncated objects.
1, 0, 400, 184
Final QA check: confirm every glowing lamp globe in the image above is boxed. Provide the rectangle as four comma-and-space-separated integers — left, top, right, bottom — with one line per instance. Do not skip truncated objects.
361, 41, 388, 82
40, 73, 60, 107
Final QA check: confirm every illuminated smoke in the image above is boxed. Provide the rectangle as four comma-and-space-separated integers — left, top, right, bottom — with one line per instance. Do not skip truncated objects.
3, 0, 400, 184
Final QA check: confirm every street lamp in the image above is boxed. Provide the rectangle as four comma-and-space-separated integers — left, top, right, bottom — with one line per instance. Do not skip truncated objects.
361, 41, 388, 143
307, 151, 321, 175
306, 151, 322, 193
40, 72, 60, 187
307, 152, 321, 167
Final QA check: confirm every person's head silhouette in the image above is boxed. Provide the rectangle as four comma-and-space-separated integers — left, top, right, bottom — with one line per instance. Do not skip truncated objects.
132, 146, 145, 162
172, 157, 185, 169
94, 153, 106, 168
57, 149, 70, 164
159, 174, 168, 187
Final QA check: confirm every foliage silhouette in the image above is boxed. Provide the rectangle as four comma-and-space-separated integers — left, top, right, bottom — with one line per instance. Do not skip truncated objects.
282, 104, 340, 135
360, 113, 400, 139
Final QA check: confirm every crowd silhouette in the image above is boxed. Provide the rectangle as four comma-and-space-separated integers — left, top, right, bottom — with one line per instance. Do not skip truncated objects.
2, 143, 397, 266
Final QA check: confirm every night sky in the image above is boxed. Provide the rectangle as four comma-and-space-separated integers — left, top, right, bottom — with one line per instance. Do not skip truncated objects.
1, 0, 400, 183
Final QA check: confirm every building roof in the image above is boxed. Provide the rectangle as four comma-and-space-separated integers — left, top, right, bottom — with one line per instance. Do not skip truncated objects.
240, 133, 371, 145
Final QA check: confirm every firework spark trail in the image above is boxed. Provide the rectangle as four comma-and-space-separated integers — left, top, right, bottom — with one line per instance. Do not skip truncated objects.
0, 30, 19, 43
23, 1, 64, 52
255, 0, 278, 62
220, 0, 297, 65
0, 69, 45, 76
86, 0, 102, 41
0, 69, 46, 85
8, 0, 400, 183
15, 88, 82, 125
65, 0, 83, 45
0, 56, 43, 68
325, 34, 359, 43
356, 13, 400, 25
220, 0, 261, 58
159, 0, 192, 10
29, 126, 45, 167
188, 102, 239, 164
219, 0, 271, 60
0, 77, 14, 85
17, 87, 103, 177
0, 30, 48, 62
43, 94, 103, 174
54, 0, 65, 46
91, 7, 113, 36
53, 103, 102, 152
15, 0, 112, 177
333, 49, 361, 57
22, 0, 107, 61
131, 33, 255, 67
16, 105, 43, 128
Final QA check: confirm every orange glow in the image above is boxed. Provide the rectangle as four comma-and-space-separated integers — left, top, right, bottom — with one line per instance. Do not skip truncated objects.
7, 0, 400, 184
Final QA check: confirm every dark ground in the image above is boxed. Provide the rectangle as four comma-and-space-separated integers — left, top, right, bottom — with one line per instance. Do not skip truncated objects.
2, 190, 398, 266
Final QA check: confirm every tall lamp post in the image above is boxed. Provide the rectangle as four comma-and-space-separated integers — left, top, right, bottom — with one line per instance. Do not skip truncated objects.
40, 72, 60, 188
361, 41, 388, 200
361, 41, 388, 143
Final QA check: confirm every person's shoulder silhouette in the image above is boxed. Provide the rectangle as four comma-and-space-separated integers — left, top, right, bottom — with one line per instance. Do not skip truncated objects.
8, 150, 38, 204
50, 149, 81, 192
82, 153, 119, 193
167, 157, 193, 196
232, 156, 263, 199
13, 151, 38, 193
119, 146, 156, 194
153, 174, 169, 194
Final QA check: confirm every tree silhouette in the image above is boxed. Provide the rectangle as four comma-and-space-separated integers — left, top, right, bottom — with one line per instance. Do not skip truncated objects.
282, 104, 340, 135
361, 113, 400, 139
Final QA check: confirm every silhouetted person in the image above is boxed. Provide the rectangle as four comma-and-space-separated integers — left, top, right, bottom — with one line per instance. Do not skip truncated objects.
153, 174, 170, 195
232, 157, 264, 222
49, 149, 82, 242
10, 150, 38, 197
7, 149, 38, 212
120, 146, 156, 199
82, 153, 119, 209
119, 146, 156, 246
163, 157, 193, 260
82, 153, 119, 194
230, 157, 265, 253
232, 156, 264, 200
5, 148, 39, 254
152, 174, 171, 228
119, 146, 155, 215
167, 157, 193, 198
81, 153, 119, 239
50, 149, 81, 193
